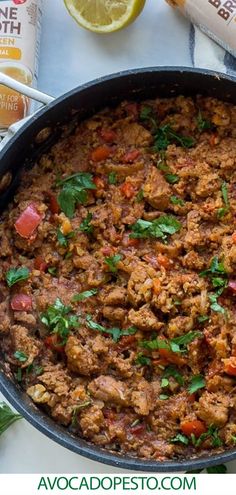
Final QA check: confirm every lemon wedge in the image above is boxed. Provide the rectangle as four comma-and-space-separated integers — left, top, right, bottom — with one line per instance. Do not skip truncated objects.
64, 0, 146, 33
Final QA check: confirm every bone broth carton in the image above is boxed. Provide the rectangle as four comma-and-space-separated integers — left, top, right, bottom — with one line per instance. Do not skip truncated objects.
166, 0, 236, 57
0, 0, 42, 131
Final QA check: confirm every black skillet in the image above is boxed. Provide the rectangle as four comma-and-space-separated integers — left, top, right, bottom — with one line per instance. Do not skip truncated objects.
1, 67, 236, 472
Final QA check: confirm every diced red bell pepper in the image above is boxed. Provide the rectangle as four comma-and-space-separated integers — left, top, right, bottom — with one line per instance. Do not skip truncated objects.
93, 176, 106, 189
116, 335, 137, 352
34, 256, 47, 272
123, 150, 140, 163
223, 357, 236, 376
159, 347, 186, 367
44, 334, 65, 353
228, 280, 236, 293
232, 232, 236, 244
157, 253, 171, 270
122, 233, 139, 248
11, 294, 32, 311
14, 203, 42, 239
48, 193, 60, 214
125, 102, 139, 119
100, 128, 117, 143
90, 145, 112, 162
181, 419, 207, 438
120, 182, 135, 199
129, 423, 146, 435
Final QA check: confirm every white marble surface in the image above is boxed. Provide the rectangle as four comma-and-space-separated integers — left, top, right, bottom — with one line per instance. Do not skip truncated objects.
1, 0, 236, 474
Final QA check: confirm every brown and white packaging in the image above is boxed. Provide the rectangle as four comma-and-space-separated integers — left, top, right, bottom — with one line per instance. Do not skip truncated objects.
0, 0, 42, 132
166, 0, 236, 58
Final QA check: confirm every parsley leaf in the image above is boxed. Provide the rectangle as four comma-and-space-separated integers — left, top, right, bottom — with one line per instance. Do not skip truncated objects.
57, 173, 96, 218
170, 195, 184, 206
200, 257, 228, 314
80, 213, 93, 234
86, 315, 137, 343
165, 174, 180, 184
163, 365, 184, 386
40, 298, 79, 344
195, 424, 222, 448
197, 112, 213, 132
48, 267, 57, 276
153, 124, 195, 151
130, 215, 181, 241
6, 267, 30, 287
57, 228, 75, 247
198, 315, 209, 323
161, 378, 169, 388
72, 289, 98, 302
171, 433, 189, 445
104, 254, 122, 273
108, 172, 117, 185
218, 182, 229, 218
140, 106, 158, 131
136, 189, 144, 202
141, 331, 202, 354
188, 374, 206, 394
0, 402, 22, 436
136, 353, 151, 366
14, 351, 28, 363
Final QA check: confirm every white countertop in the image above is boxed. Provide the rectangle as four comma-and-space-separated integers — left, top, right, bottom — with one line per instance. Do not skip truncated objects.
1, 0, 236, 474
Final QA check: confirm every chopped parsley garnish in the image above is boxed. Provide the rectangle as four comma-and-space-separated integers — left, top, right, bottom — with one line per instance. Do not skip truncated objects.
136, 353, 151, 366
188, 374, 206, 394
165, 173, 180, 184
14, 351, 28, 363
161, 378, 169, 388
26, 363, 44, 376
171, 433, 189, 445
72, 288, 98, 302
170, 195, 184, 206
159, 394, 169, 401
48, 267, 57, 276
6, 267, 30, 287
57, 228, 75, 247
200, 256, 228, 314
40, 298, 79, 344
72, 401, 92, 426
163, 365, 184, 386
130, 215, 181, 241
0, 402, 22, 436
108, 172, 117, 185
136, 189, 144, 202
15, 368, 22, 382
218, 181, 230, 218
104, 254, 122, 273
57, 173, 96, 218
198, 315, 209, 323
140, 106, 158, 131
86, 315, 137, 343
193, 424, 222, 448
196, 111, 213, 132
153, 124, 195, 152
80, 213, 93, 234
141, 331, 202, 355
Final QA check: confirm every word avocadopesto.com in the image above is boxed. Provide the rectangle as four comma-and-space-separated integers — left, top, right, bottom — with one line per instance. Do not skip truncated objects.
37, 476, 196, 491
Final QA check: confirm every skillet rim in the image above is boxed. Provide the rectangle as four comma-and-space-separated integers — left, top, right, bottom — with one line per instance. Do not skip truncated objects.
1, 65, 236, 472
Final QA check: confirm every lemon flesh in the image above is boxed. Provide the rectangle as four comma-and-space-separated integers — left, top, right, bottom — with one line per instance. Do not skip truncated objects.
64, 0, 146, 33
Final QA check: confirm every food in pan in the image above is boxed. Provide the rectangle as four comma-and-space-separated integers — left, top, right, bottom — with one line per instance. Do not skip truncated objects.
1, 95, 236, 461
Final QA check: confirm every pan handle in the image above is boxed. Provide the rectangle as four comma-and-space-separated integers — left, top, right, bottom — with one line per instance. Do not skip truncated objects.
0, 72, 54, 105
0, 73, 55, 152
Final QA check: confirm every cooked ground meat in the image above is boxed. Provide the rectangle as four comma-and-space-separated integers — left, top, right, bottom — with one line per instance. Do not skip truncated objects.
2, 95, 236, 461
